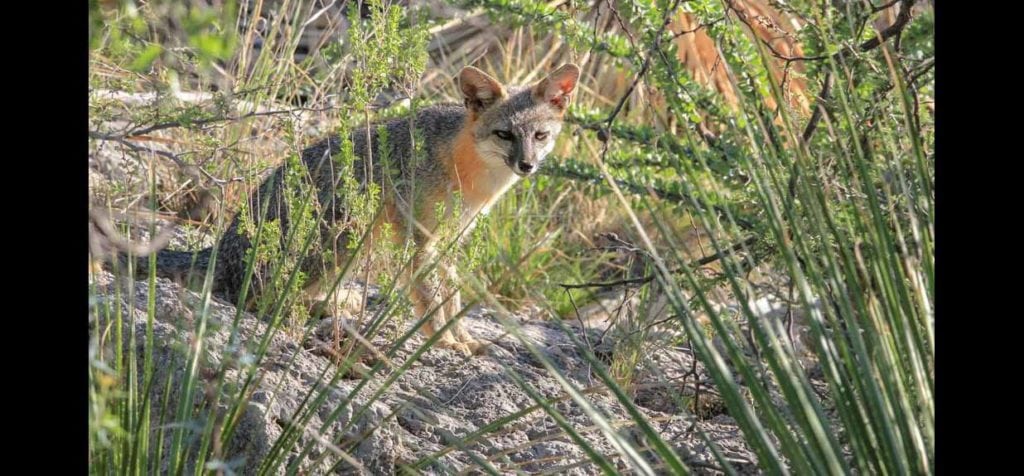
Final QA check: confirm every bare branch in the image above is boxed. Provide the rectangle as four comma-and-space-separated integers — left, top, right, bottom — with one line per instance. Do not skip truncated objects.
92, 105, 335, 140
89, 207, 178, 258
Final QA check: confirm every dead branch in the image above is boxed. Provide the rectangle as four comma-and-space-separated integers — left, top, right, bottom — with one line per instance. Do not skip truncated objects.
89, 207, 178, 258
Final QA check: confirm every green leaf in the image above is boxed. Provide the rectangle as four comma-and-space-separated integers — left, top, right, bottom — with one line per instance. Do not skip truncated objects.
129, 44, 162, 72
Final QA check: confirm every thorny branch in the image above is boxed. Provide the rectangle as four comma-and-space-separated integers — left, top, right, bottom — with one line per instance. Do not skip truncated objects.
570, 0, 756, 231
602, 0, 638, 51
799, 0, 917, 144
721, 0, 917, 145
856, 55, 933, 132
560, 236, 758, 290
597, 0, 686, 136
92, 105, 335, 140
671, 17, 726, 40
784, 1, 918, 197
542, 164, 754, 230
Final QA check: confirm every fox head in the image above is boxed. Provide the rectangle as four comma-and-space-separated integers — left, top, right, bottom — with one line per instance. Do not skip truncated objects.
459, 64, 581, 177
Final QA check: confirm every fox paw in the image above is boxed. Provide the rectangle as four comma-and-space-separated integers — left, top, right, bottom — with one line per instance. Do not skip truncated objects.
436, 338, 488, 356
461, 338, 488, 355
436, 339, 473, 356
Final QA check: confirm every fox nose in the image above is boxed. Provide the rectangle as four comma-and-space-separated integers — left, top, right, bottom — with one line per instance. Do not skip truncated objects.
517, 161, 535, 174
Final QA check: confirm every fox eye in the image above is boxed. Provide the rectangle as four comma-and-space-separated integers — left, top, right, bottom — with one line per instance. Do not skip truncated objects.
494, 130, 514, 141
534, 131, 549, 141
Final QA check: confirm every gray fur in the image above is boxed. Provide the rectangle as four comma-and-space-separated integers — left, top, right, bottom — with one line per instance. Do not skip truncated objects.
135, 64, 579, 354
208, 104, 468, 305
473, 87, 564, 175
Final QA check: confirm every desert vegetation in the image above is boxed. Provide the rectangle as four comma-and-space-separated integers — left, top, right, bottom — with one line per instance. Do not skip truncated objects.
89, 0, 934, 473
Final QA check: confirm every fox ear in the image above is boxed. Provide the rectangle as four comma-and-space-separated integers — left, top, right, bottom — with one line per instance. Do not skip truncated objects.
533, 63, 580, 111
459, 66, 506, 115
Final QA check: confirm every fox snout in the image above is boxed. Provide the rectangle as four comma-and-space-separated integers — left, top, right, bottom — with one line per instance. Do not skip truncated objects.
508, 136, 540, 176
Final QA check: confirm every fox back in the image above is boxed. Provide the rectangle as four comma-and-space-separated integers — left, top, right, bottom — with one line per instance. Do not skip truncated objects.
210, 64, 580, 299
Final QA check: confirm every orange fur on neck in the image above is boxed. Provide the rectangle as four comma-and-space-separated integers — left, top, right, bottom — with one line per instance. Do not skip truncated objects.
449, 122, 492, 212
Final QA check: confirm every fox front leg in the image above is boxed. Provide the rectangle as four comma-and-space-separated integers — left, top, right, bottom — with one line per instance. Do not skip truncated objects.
440, 261, 485, 355
409, 251, 473, 356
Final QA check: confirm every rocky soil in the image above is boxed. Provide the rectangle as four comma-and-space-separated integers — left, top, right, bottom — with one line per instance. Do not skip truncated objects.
90, 270, 762, 475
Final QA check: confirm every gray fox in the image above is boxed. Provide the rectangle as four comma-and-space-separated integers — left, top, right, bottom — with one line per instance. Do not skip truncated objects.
141, 63, 581, 356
